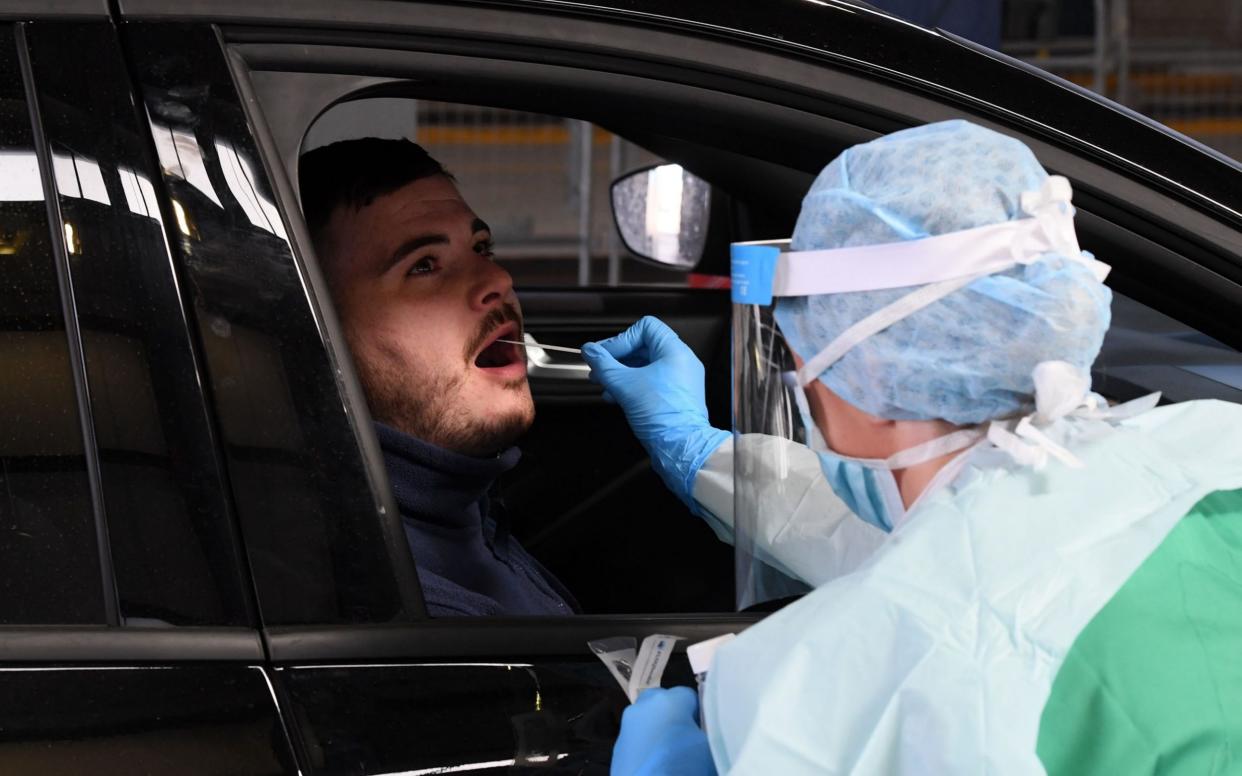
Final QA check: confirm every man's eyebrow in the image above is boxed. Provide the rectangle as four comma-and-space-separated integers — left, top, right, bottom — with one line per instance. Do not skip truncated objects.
385, 219, 490, 270
389, 232, 449, 268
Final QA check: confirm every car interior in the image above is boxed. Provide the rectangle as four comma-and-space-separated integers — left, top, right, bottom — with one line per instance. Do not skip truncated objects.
237, 37, 1242, 618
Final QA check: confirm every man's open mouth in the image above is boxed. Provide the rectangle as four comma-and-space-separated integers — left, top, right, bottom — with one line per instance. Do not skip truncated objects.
473, 322, 523, 370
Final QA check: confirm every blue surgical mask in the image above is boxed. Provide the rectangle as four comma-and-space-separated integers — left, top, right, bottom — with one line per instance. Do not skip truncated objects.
813, 451, 906, 533
787, 373, 981, 533
788, 378, 905, 532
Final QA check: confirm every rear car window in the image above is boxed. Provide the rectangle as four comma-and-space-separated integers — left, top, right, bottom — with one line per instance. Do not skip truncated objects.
0, 25, 104, 625
24, 23, 256, 626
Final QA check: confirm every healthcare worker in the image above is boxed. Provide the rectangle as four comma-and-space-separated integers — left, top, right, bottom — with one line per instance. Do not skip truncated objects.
583, 120, 1242, 774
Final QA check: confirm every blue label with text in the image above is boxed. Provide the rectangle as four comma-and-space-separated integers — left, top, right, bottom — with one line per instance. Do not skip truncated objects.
731, 244, 780, 305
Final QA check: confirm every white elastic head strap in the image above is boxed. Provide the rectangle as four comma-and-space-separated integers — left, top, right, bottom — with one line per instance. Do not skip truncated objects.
795, 272, 982, 387
769, 176, 1110, 387
783, 369, 985, 471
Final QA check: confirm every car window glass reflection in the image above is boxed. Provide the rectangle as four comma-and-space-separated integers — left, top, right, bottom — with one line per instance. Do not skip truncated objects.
149, 120, 223, 207
0, 150, 44, 201
214, 139, 288, 239
0, 26, 104, 625
25, 23, 256, 626
127, 22, 410, 625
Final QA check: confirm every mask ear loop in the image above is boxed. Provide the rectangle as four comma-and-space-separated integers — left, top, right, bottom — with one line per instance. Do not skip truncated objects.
782, 370, 829, 452
786, 369, 985, 468
883, 428, 986, 471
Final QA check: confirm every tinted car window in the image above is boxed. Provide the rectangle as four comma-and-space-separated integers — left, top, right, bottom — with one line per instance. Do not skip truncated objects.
0, 24, 104, 625
25, 23, 254, 626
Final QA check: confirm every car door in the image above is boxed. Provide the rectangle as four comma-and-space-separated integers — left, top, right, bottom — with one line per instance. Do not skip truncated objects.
116, 2, 1242, 775
215, 0, 1242, 618
0, 13, 296, 774
110, 14, 754, 775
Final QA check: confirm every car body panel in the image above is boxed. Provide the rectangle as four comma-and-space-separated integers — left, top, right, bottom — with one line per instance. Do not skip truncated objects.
279, 661, 623, 774
0, 665, 297, 774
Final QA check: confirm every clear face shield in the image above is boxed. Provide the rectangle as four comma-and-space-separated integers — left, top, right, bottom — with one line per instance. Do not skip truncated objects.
728, 176, 1111, 611
730, 242, 888, 610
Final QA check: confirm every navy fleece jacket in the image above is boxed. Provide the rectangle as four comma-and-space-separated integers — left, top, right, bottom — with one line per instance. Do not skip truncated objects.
376, 422, 577, 617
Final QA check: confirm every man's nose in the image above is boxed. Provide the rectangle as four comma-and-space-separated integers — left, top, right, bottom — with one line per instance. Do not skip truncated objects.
468, 255, 515, 311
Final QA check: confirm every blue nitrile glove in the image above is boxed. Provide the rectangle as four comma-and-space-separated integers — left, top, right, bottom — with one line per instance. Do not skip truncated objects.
611, 687, 717, 776
582, 316, 730, 509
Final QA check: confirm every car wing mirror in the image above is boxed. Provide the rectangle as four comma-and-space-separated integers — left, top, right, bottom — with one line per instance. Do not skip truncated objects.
610, 163, 711, 270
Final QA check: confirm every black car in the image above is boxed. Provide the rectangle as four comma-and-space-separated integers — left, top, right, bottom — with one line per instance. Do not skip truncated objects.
2, 1, 1240, 773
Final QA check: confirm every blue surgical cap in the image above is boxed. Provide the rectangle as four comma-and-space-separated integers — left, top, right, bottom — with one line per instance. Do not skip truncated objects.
774, 120, 1112, 425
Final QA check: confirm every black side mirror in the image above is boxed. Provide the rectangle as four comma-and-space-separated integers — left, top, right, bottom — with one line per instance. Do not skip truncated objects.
610, 163, 711, 270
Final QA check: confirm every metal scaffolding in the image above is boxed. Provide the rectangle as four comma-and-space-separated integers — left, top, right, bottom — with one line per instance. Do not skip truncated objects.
1007, 0, 1242, 160
411, 101, 665, 287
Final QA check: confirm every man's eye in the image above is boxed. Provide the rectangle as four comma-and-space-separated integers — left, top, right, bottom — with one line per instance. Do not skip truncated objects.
408, 256, 438, 276
474, 239, 495, 258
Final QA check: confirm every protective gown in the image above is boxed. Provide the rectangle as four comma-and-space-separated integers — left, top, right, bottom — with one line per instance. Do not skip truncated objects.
689, 398, 1242, 775
693, 433, 887, 588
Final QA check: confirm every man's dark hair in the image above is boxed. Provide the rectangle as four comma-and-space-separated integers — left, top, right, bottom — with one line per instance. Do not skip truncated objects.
299, 137, 451, 240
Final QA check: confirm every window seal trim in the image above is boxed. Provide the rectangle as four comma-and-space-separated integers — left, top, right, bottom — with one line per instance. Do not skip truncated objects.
266, 616, 760, 661
0, 626, 265, 662
16, 21, 121, 627
0, 0, 108, 20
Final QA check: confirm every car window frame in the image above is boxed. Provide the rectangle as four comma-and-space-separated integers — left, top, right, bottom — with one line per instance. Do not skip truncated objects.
216, 3, 1240, 657
224, 42, 769, 652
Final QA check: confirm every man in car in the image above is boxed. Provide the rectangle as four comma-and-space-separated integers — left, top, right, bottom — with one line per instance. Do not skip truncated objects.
299, 138, 576, 617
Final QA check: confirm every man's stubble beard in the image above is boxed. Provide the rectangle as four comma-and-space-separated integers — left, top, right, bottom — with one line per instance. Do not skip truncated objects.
352, 332, 534, 457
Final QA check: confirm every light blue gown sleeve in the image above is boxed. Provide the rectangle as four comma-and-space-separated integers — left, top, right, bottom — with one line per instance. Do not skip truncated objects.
690, 434, 887, 587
